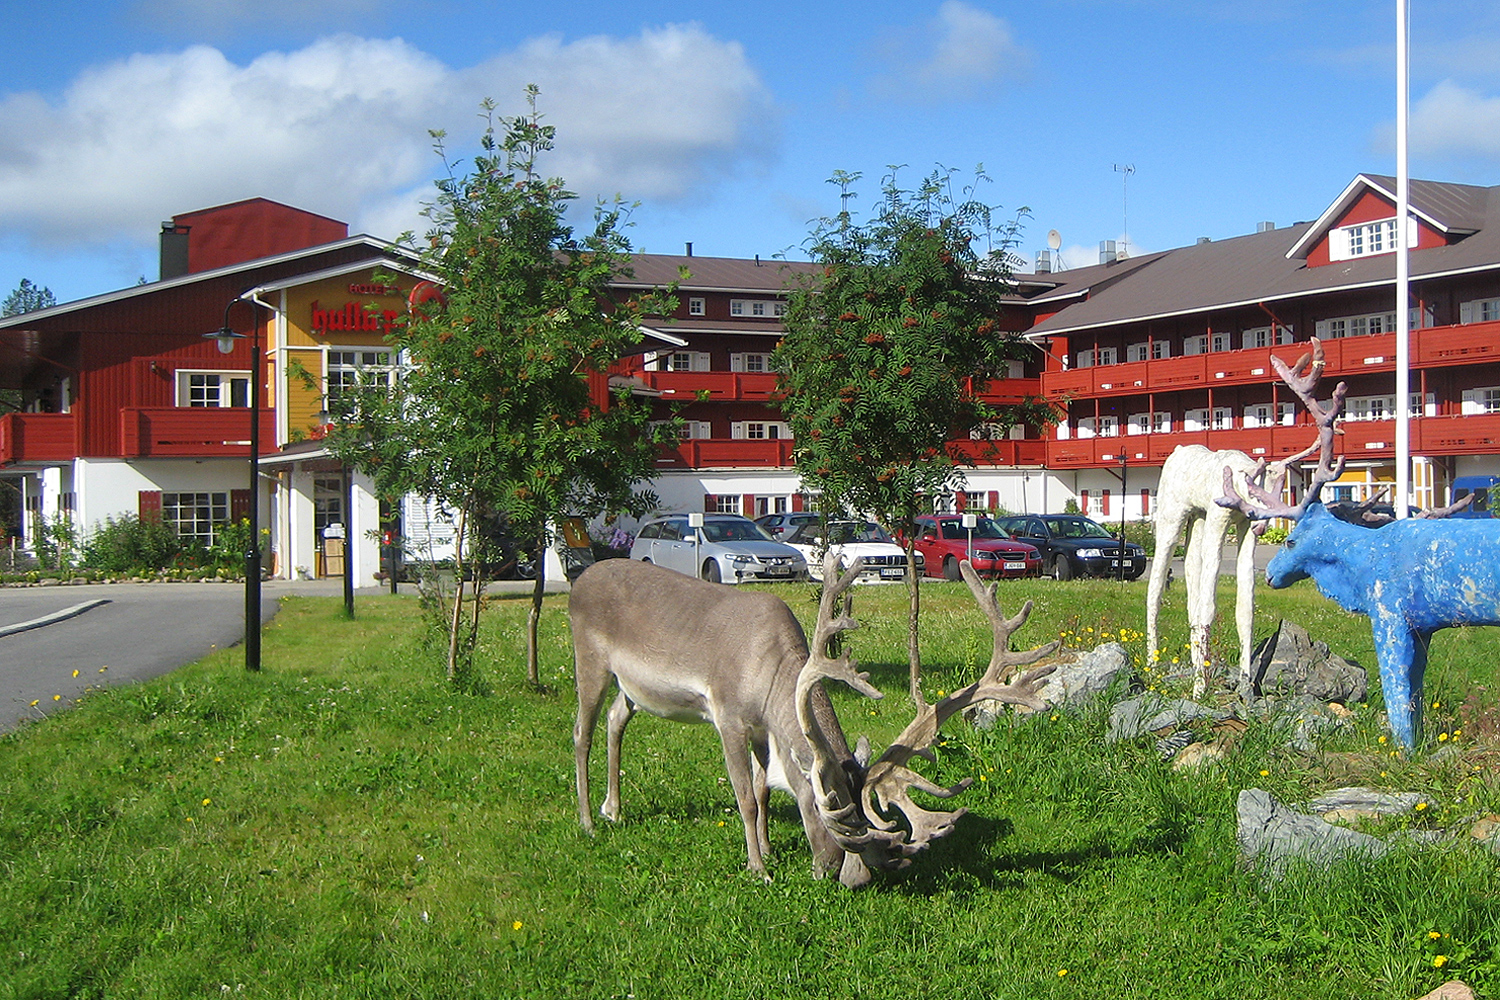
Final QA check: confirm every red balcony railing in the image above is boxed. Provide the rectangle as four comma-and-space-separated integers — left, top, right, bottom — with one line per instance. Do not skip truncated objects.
120, 407, 277, 458
656, 438, 797, 469
947, 438, 1048, 466
0, 412, 75, 464
635, 371, 781, 401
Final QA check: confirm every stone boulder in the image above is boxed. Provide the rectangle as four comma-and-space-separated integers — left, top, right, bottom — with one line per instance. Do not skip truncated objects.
1237, 788, 1388, 872
1249, 620, 1368, 703
969, 642, 1133, 728
1106, 694, 1233, 742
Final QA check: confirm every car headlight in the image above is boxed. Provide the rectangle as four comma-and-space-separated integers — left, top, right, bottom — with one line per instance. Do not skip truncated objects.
730, 555, 754, 564
1078, 548, 1103, 559
971, 550, 996, 561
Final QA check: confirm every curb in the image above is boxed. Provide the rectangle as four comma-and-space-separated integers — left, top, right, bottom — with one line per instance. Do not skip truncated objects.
0, 599, 111, 638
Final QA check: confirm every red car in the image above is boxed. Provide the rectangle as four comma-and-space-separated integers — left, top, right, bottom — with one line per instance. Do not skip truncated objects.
909, 515, 1044, 580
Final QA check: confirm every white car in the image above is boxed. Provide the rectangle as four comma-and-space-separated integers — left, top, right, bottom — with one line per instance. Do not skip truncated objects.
782, 520, 922, 583
629, 514, 807, 584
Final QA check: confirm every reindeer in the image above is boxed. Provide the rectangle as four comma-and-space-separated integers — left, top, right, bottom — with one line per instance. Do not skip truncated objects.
1146, 438, 1320, 698
1218, 338, 1500, 750
570, 554, 1057, 886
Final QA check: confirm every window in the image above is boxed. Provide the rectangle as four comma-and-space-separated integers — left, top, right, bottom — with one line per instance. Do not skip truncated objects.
1151, 340, 1171, 360
1276, 402, 1298, 426
1347, 394, 1397, 421
729, 298, 779, 318
1183, 408, 1208, 432
1330, 218, 1410, 261
161, 492, 228, 547
1462, 386, 1500, 415
1150, 411, 1171, 434
710, 494, 742, 515
1096, 347, 1118, 366
1243, 404, 1273, 429
1183, 335, 1208, 356
731, 420, 790, 440
313, 477, 344, 536
661, 351, 710, 372
1075, 349, 1094, 369
1460, 298, 1500, 324
1408, 392, 1436, 418
1126, 412, 1150, 436
688, 297, 705, 316
1210, 331, 1233, 353
755, 496, 789, 517
1097, 415, 1119, 438
1126, 343, 1149, 363
327, 350, 394, 401
1211, 407, 1234, 431
650, 419, 712, 439
177, 370, 249, 407
730, 353, 772, 373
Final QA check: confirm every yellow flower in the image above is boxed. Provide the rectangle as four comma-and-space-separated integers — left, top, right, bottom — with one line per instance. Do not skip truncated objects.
72, 669, 79, 678
214, 757, 223, 764
1050, 714, 1060, 722
1416, 802, 1428, 812
52, 694, 60, 702
1433, 955, 1448, 968
1260, 770, 1270, 777
512, 920, 524, 931
1379, 735, 1388, 744
1454, 729, 1462, 738
1428, 931, 1443, 940
1058, 969, 1069, 978
717, 820, 725, 827
979, 774, 987, 782
1432, 700, 1441, 710
99, 667, 107, 673
202, 798, 211, 807
937, 690, 946, 698
1439, 732, 1450, 742
29, 700, 38, 708
185, 817, 194, 823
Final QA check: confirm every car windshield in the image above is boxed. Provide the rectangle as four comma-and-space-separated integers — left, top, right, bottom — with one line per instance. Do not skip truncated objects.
939, 519, 1009, 540
1048, 517, 1114, 539
700, 520, 774, 543
827, 521, 892, 544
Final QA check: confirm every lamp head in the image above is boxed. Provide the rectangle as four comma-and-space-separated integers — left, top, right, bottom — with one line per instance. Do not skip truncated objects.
205, 327, 245, 355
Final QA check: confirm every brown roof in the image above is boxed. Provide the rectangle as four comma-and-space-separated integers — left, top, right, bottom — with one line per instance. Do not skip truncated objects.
1028, 177, 1500, 337
617, 253, 820, 293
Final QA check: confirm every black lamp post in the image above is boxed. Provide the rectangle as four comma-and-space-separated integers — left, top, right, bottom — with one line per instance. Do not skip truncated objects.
206, 295, 261, 672
1118, 450, 1128, 583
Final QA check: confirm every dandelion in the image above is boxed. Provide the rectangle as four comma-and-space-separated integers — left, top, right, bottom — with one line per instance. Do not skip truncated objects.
1379, 735, 1388, 744
1260, 770, 1270, 777
1058, 969, 1069, 978
1433, 701, 1441, 710
937, 690, 946, 698
979, 774, 988, 782
1051, 714, 1060, 722
29, 700, 38, 707
1454, 729, 1462, 738
99, 667, 107, 673
185, 817, 194, 824
1433, 955, 1448, 968
214, 757, 223, 764
1439, 732, 1450, 742
1416, 801, 1428, 812
72, 669, 79, 678
52, 694, 60, 702
717, 820, 725, 827
513, 920, 524, 931
202, 798, 212, 807
1428, 931, 1443, 940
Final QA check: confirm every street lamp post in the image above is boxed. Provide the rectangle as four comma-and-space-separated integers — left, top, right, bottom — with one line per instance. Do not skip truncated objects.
1119, 451, 1128, 583
206, 295, 261, 672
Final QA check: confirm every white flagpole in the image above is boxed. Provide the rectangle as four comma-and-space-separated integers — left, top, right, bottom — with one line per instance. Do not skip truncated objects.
1395, 0, 1412, 518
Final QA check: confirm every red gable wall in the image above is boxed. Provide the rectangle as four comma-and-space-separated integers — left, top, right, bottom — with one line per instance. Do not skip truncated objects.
173, 199, 349, 274
1305, 189, 1447, 267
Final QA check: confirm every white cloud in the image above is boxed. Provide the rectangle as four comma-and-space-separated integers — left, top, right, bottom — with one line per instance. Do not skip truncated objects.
1408, 80, 1500, 161
869, 1, 1031, 101
0, 25, 776, 249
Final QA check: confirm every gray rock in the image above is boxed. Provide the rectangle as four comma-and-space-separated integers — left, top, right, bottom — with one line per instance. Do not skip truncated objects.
1237, 788, 1389, 872
970, 642, 1133, 728
1309, 786, 1425, 816
1106, 694, 1233, 742
1250, 620, 1368, 703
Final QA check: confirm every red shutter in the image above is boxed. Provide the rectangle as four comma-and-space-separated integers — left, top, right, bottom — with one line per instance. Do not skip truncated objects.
954, 492, 967, 512
987, 491, 1000, 511
704, 493, 716, 512
741, 494, 755, 518
139, 490, 162, 519
230, 489, 252, 523
791, 493, 805, 512
1080, 490, 1089, 514
1102, 490, 1111, 516
1140, 489, 1151, 517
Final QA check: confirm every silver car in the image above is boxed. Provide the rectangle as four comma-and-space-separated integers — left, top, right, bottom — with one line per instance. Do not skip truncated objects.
630, 514, 808, 584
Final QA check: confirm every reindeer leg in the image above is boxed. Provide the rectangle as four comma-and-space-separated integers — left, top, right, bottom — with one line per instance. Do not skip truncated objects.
715, 719, 769, 878
749, 736, 772, 859
573, 655, 614, 834
1372, 618, 1428, 751
1232, 517, 1258, 695
1145, 508, 1184, 669
1181, 512, 1212, 698
601, 690, 635, 823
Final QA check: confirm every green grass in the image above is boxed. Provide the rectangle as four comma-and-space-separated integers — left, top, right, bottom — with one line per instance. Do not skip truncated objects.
2, 578, 1498, 999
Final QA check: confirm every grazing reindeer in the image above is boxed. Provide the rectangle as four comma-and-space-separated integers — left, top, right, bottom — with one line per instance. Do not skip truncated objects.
571, 554, 1056, 886
1219, 338, 1500, 750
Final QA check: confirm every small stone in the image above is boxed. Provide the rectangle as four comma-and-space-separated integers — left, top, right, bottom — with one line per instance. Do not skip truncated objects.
1415, 982, 1474, 1000
1309, 787, 1423, 815
1470, 815, 1500, 844
1321, 808, 1382, 827
1171, 742, 1225, 771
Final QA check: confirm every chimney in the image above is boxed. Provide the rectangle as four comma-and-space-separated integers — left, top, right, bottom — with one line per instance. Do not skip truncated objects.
1256, 221, 1276, 233
1035, 249, 1052, 273
160, 222, 190, 281
1197, 236, 1211, 245
684, 242, 693, 257
1099, 240, 1117, 264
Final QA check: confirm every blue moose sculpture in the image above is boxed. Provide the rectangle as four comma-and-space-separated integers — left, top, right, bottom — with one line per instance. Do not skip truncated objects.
1219, 338, 1500, 750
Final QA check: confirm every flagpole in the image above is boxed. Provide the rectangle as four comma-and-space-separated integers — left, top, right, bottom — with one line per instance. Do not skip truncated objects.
1395, 0, 1412, 518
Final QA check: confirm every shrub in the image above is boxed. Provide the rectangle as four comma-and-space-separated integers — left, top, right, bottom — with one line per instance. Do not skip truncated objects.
82, 513, 181, 572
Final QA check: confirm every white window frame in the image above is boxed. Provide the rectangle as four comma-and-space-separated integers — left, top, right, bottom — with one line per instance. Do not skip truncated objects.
660, 350, 711, 372
1149, 411, 1171, 434
1150, 340, 1171, 360
1276, 402, 1298, 426
1242, 403, 1273, 429
1183, 335, 1208, 356
176, 369, 250, 408
730, 420, 790, 440
1210, 406, 1234, 431
161, 491, 229, 547
1126, 412, 1150, 436
326, 348, 395, 402
1408, 392, 1437, 418
1209, 331, 1233, 353
729, 298, 779, 318
688, 297, 705, 316
1329, 217, 1414, 262
711, 494, 742, 515
1095, 346, 1118, 366
1183, 408, 1208, 432
1460, 298, 1500, 324
1126, 342, 1149, 363
1461, 386, 1500, 415
1097, 414, 1119, 438
729, 352, 773, 373
1075, 349, 1094, 369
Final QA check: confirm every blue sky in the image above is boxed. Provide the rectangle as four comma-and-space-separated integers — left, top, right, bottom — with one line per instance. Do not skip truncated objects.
3, 1, 1499, 305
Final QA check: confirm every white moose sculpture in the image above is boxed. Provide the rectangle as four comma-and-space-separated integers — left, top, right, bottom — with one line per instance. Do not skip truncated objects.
570, 553, 1058, 887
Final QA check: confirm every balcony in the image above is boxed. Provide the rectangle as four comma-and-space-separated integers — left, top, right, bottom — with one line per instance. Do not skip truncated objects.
972, 376, 1045, 405
947, 438, 1048, 466
657, 437, 796, 469
1040, 320, 1500, 398
120, 407, 277, 458
1044, 413, 1500, 468
635, 371, 781, 402
0, 412, 75, 465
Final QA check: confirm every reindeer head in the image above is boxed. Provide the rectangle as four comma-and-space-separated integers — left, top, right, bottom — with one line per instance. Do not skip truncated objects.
794, 552, 1059, 886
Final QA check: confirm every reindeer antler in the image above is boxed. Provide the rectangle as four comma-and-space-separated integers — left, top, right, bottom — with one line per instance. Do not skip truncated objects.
1218, 337, 1348, 521
796, 558, 1059, 880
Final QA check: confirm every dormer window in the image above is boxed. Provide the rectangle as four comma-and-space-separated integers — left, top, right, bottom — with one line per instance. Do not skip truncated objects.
1329, 217, 1414, 262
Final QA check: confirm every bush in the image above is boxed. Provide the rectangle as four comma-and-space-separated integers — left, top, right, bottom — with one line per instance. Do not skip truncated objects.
82, 514, 181, 572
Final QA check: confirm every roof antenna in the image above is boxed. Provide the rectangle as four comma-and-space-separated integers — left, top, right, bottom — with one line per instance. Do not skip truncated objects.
1113, 163, 1135, 259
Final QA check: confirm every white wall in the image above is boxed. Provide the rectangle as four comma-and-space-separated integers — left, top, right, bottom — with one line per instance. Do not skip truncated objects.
73, 458, 265, 539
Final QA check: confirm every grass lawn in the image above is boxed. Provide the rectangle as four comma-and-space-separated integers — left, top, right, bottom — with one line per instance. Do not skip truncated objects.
2, 574, 1498, 999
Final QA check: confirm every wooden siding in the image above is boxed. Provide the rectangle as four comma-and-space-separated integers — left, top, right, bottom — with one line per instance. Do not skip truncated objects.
119, 407, 276, 458
0, 412, 76, 464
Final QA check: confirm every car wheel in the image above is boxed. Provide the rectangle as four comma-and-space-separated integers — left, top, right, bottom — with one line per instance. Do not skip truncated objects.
1053, 555, 1073, 581
702, 560, 722, 584
943, 556, 962, 582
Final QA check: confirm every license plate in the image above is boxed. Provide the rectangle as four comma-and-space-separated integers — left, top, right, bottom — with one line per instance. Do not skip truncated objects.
879, 567, 905, 578
1109, 560, 1121, 567
766, 566, 792, 576
1004, 562, 1025, 570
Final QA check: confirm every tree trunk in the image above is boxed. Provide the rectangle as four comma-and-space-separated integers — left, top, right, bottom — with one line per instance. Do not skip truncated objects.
446, 503, 469, 682
526, 535, 546, 686
906, 540, 924, 705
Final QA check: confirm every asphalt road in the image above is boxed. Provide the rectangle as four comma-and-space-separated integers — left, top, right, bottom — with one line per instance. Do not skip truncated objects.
0, 580, 353, 734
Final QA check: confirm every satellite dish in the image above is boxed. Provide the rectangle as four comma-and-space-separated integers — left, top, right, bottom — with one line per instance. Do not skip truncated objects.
1047, 229, 1062, 251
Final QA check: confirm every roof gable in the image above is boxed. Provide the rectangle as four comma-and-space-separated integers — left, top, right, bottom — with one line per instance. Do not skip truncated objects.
1286, 174, 1490, 262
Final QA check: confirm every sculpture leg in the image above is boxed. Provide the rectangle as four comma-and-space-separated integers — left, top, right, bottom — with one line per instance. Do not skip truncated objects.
1180, 513, 1214, 698
1145, 510, 1184, 669
1231, 518, 1258, 694
1371, 617, 1428, 750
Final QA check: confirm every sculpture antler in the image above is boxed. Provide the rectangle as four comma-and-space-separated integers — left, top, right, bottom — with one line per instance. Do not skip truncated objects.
796, 555, 1059, 882
1218, 337, 1348, 521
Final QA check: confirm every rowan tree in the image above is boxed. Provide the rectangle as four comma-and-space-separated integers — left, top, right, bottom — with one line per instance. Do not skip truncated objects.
773, 167, 1055, 701
328, 88, 675, 685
